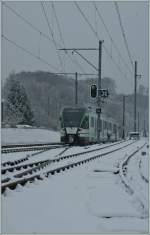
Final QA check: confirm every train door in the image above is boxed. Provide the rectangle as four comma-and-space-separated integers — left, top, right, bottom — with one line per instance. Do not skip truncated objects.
89, 114, 95, 142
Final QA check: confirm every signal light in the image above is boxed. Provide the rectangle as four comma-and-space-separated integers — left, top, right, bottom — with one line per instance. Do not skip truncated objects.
91, 84, 97, 98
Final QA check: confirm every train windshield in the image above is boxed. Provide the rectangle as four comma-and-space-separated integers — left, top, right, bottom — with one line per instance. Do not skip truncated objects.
62, 108, 86, 127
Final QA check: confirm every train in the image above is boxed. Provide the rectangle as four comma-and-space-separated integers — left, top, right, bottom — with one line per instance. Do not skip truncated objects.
59, 106, 121, 144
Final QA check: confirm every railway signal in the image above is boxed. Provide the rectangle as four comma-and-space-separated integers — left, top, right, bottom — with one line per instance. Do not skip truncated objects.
99, 89, 109, 98
91, 86, 109, 99
59, 40, 104, 143
91, 84, 97, 98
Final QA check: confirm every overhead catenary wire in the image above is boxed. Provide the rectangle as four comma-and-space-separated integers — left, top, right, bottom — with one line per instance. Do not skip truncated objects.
2, 34, 60, 71
3, 2, 87, 74
74, 1, 132, 82
51, 2, 66, 48
3, 2, 55, 46
41, 1, 64, 71
93, 2, 133, 75
114, 2, 134, 69
50, 2, 87, 74
51, 2, 66, 70
73, 50, 98, 72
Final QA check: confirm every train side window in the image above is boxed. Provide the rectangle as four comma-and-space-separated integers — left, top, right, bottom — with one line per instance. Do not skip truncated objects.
81, 116, 89, 129
91, 117, 94, 127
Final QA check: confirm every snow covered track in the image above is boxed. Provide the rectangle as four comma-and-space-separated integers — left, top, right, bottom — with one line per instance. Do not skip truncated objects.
2, 142, 65, 153
139, 159, 149, 183
2, 138, 148, 233
119, 141, 148, 218
2, 140, 137, 194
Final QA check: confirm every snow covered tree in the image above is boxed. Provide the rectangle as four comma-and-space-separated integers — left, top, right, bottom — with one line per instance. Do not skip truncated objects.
4, 77, 34, 125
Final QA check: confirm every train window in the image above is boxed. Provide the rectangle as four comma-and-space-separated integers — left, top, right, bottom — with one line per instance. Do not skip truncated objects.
109, 122, 112, 130
91, 117, 94, 127
104, 121, 107, 129
80, 116, 89, 129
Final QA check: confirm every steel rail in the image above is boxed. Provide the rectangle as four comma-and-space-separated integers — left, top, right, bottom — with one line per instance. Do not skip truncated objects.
2, 140, 136, 194
2, 143, 66, 154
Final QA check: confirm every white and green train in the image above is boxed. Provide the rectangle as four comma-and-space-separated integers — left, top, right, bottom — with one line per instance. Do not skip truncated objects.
60, 106, 121, 144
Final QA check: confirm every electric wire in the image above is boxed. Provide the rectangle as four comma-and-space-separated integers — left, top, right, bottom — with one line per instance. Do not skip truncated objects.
73, 50, 98, 71
93, 2, 133, 74
51, 2, 66, 70
74, 1, 131, 82
114, 2, 134, 69
3, 2, 87, 74
3, 2, 54, 45
41, 2, 64, 71
2, 34, 60, 71
50, 2, 87, 74
51, 2, 66, 48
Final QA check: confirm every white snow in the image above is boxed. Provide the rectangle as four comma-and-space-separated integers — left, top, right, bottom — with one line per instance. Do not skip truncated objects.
1, 128, 60, 145
139, 153, 149, 182
1, 128, 149, 233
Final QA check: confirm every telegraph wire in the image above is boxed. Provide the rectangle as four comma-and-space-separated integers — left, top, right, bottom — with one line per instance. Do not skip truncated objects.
74, 1, 131, 82
114, 2, 134, 69
93, 2, 133, 74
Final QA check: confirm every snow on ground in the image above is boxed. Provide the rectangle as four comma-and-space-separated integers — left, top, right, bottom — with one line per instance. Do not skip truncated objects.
139, 152, 149, 181
2, 138, 149, 233
1, 128, 60, 145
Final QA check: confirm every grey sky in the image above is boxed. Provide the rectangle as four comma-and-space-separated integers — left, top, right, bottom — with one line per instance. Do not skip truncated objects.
1, 1, 149, 94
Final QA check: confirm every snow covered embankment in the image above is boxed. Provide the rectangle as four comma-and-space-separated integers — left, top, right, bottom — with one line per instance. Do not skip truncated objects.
1, 128, 60, 145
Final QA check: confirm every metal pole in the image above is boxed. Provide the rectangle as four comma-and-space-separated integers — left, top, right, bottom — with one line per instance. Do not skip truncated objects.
47, 97, 50, 117
143, 119, 146, 137
137, 112, 139, 133
97, 40, 103, 143
122, 96, 125, 139
134, 61, 137, 132
75, 72, 78, 106
1, 101, 4, 123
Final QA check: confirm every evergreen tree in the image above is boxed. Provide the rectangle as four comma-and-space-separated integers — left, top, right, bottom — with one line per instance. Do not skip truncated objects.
4, 77, 34, 125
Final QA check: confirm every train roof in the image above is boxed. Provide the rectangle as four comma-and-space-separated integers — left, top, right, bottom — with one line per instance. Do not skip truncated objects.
61, 106, 118, 124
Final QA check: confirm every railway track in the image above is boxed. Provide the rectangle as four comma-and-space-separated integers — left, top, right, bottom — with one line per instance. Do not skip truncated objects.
1, 142, 65, 154
119, 141, 148, 218
1, 140, 123, 168
138, 157, 149, 183
2, 139, 137, 194
2, 145, 71, 176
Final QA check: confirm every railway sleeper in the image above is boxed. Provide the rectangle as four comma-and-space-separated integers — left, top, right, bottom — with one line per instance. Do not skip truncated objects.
2, 178, 11, 184
2, 175, 43, 194
1, 170, 7, 174
8, 168, 14, 172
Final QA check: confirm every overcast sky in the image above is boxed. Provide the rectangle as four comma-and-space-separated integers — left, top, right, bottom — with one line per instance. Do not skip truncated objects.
1, 1, 149, 94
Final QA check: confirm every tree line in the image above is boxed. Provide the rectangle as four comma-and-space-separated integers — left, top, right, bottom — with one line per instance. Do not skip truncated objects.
2, 71, 149, 133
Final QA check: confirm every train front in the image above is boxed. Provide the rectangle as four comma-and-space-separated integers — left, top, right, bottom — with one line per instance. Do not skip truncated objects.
60, 107, 87, 144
